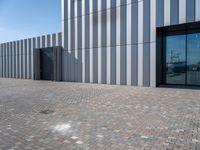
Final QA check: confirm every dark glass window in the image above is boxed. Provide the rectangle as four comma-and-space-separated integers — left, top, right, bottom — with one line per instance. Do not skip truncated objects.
164, 32, 200, 86
165, 35, 186, 85
187, 33, 200, 85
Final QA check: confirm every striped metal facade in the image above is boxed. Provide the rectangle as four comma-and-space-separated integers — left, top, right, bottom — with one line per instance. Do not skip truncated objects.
61, 0, 200, 87
0, 33, 62, 79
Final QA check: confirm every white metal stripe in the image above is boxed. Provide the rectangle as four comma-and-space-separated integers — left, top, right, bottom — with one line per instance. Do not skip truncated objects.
19, 41, 22, 78
106, 0, 111, 84
27, 39, 30, 79
98, 0, 102, 83
6, 43, 9, 77
12, 42, 15, 78
9, 42, 12, 78
150, 0, 156, 87
23, 39, 27, 78
164, 0, 170, 26
61, 0, 65, 20
75, 0, 78, 60
196, 0, 200, 21
179, 0, 186, 24
16, 41, 19, 78
116, 0, 121, 85
68, 0, 71, 52
82, 0, 86, 82
31, 38, 34, 79
89, 0, 93, 83
126, 1, 132, 85
138, 0, 143, 86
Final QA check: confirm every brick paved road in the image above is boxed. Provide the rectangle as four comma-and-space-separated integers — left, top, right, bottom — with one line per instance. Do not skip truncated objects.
0, 78, 200, 150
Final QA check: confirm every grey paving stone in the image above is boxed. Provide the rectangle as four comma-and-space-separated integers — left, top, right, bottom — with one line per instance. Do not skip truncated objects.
0, 78, 200, 150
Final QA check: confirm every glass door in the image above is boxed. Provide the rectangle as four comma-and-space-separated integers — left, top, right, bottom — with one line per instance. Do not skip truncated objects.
164, 35, 186, 85
187, 33, 200, 85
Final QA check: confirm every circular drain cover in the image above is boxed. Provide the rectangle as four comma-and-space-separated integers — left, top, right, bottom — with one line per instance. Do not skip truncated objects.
40, 109, 54, 114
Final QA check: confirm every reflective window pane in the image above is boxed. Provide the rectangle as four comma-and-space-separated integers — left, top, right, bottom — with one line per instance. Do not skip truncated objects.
187, 33, 200, 85
165, 35, 186, 84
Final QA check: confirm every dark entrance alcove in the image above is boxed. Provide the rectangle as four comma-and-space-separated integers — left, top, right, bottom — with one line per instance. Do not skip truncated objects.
33, 46, 62, 81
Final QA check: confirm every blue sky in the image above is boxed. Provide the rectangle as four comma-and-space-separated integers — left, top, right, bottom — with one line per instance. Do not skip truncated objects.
0, 0, 61, 43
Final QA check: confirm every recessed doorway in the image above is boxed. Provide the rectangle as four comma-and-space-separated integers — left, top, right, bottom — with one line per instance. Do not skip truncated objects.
33, 47, 62, 81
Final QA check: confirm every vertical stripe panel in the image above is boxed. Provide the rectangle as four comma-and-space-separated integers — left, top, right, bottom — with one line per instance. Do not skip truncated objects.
106, 0, 111, 84
3, 43, 5, 77
12, 42, 15, 78
138, 0, 143, 86
196, 0, 200, 21
150, 0, 156, 87
186, 0, 195, 22
71, 1, 75, 82
89, 0, 93, 83
179, 0, 186, 24
98, 0, 102, 83
143, 43, 150, 86
77, 1, 82, 82
19, 40, 23, 78
110, 1, 116, 84
170, 0, 179, 25
23, 39, 27, 79
74, 0, 78, 82
31, 38, 35, 79
156, 0, 164, 27
27, 39, 31, 79
164, 0, 170, 26
46, 35, 51, 47
101, 0, 107, 84
16, 41, 19, 78
132, 2, 138, 44
6, 43, 9, 77
116, 0, 121, 85
143, 0, 150, 86
68, 0, 72, 81
120, 0, 126, 85
93, 0, 98, 83
127, 1, 131, 85
85, 0, 90, 82
82, 0, 86, 82
9, 42, 12, 78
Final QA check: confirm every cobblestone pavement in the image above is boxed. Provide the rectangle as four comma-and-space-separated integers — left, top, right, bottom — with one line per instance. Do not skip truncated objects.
0, 79, 200, 150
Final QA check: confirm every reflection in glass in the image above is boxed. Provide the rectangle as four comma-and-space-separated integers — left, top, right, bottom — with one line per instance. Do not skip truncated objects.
165, 35, 186, 84
187, 33, 200, 85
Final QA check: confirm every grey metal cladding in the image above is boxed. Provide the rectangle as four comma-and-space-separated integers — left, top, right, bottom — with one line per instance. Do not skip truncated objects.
93, 48, 98, 83
85, 49, 90, 82
120, 5, 127, 45
110, 46, 116, 84
132, 2, 138, 44
120, 45, 126, 85
170, 0, 179, 25
143, 0, 150, 43
156, 0, 164, 27
143, 43, 150, 86
93, 12, 98, 48
101, 47, 107, 83
186, 0, 195, 22
110, 7, 116, 47
0, 33, 62, 79
131, 44, 138, 85
78, 17, 82, 49
101, 11, 107, 47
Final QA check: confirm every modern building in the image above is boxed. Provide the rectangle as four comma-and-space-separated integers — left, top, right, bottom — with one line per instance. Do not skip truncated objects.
1, 0, 200, 87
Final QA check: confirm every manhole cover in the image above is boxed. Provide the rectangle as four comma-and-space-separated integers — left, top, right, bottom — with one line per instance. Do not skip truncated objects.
40, 109, 54, 114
